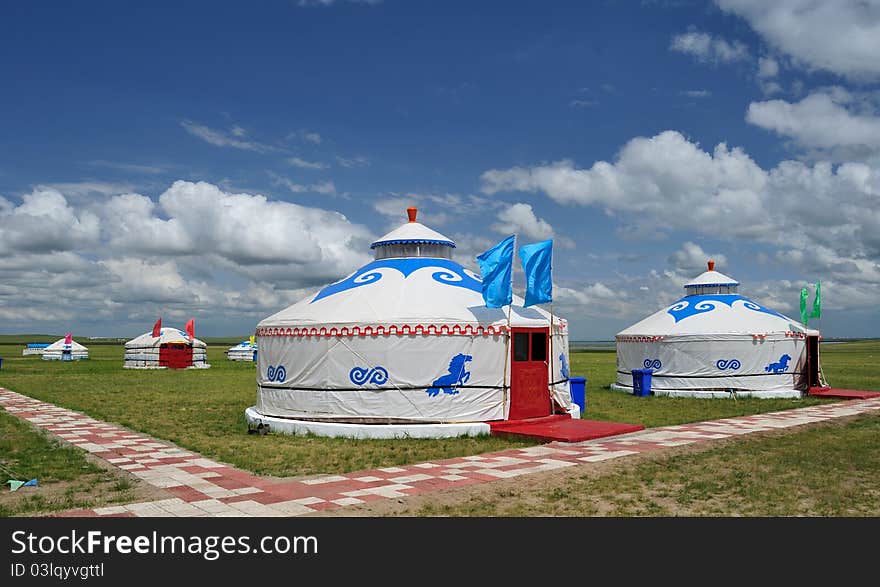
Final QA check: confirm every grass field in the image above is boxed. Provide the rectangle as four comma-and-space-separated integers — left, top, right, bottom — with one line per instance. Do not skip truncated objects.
0, 411, 151, 517
0, 338, 878, 516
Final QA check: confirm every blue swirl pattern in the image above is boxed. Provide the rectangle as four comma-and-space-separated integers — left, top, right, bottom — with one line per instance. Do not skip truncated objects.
666, 295, 787, 323
644, 359, 662, 369
311, 259, 483, 303
266, 365, 287, 383
349, 366, 390, 385
715, 359, 742, 370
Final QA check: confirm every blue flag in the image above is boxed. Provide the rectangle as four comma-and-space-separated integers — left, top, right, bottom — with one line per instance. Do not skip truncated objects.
519, 239, 553, 307
476, 235, 515, 308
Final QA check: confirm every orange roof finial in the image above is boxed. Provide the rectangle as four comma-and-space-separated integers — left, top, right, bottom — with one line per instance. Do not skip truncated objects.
707, 259, 715, 271
407, 207, 418, 223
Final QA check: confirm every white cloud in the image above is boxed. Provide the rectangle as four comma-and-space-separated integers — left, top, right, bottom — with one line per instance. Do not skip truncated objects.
680, 90, 712, 98
491, 203, 555, 241
570, 99, 597, 108
287, 157, 329, 170
271, 174, 338, 196
288, 129, 323, 144
757, 56, 779, 78
85, 160, 168, 175
0, 180, 377, 333
181, 120, 276, 153
670, 31, 749, 64
716, 0, 880, 80
336, 155, 370, 168
667, 242, 728, 274
746, 89, 880, 157
0, 188, 100, 254
480, 130, 880, 312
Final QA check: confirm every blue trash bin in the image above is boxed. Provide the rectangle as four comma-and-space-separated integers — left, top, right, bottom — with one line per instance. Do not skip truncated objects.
632, 369, 653, 396
569, 376, 587, 413
0, 356, 3, 370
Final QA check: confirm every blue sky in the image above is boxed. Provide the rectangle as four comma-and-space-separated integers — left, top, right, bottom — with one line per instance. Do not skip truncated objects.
1, 0, 879, 340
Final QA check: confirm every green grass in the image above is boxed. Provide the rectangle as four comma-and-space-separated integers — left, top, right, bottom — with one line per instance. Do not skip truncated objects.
411, 412, 880, 516
0, 410, 139, 517
0, 340, 877, 481
0, 344, 532, 478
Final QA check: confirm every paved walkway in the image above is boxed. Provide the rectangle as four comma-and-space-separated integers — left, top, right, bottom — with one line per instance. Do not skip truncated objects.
2, 387, 879, 517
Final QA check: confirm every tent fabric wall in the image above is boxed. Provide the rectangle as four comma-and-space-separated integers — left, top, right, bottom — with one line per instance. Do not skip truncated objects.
251, 215, 571, 424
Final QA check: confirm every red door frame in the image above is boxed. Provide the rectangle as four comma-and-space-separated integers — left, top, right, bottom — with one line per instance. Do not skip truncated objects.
508, 327, 551, 420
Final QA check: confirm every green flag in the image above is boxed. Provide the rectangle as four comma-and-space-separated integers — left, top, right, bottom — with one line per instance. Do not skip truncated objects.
7, 480, 25, 492
800, 287, 809, 325
809, 280, 821, 320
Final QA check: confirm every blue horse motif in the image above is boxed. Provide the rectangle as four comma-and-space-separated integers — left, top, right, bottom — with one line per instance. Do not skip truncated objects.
559, 353, 569, 379
765, 354, 792, 374
426, 353, 472, 397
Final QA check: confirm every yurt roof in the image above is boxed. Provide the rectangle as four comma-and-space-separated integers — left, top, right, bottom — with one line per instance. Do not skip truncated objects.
617, 294, 806, 336
44, 338, 88, 351
260, 210, 563, 331
259, 260, 561, 329
683, 269, 739, 288
229, 340, 256, 350
370, 220, 455, 249
619, 261, 807, 337
124, 328, 207, 348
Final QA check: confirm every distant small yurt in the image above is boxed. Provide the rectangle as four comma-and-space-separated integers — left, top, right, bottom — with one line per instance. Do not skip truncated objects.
124, 325, 210, 369
612, 260, 821, 398
246, 207, 572, 439
227, 340, 257, 361
42, 337, 89, 361
22, 343, 50, 356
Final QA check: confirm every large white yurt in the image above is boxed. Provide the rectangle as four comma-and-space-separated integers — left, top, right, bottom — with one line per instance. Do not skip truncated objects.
612, 260, 822, 398
227, 340, 257, 361
246, 208, 573, 439
42, 337, 89, 361
124, 327, 210, 369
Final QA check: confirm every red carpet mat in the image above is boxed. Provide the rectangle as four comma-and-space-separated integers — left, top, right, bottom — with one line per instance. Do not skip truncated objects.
489, 415, 645, 443
808, 387, 880, 399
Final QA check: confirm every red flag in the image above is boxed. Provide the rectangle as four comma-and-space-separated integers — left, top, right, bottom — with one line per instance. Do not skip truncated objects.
151, 317, 162, 338
185, 318, 194, 342
64, 333, 72, 345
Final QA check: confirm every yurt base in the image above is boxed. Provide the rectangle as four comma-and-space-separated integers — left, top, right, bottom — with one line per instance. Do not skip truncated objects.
488, 415, 645, 443
609, 383, 803, 399
807, 386, 880, 400
244, 407, 490, 439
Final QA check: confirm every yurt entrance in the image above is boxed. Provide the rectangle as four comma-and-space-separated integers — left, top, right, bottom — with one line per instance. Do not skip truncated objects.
508, 327, 552, 420
159, 344, 193, 369
807, 335, 821, 388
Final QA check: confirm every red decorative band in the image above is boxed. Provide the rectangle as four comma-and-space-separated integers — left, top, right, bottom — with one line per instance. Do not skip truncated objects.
616, 336, 665, 343
255, 323, 511, 338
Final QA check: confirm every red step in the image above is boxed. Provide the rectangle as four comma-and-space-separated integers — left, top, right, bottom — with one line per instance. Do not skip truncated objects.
488, 415, 645, 443
808, 387, 880, 400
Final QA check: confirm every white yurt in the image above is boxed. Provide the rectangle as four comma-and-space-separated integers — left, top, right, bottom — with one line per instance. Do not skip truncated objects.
246, 208, 573, 439
227, 340, 257, 361
612, 260, 822, 398
123, 327, 210, 369
42, 337, 89, 361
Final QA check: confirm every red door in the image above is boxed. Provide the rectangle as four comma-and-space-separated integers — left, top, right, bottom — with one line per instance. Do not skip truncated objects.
159, 344, 193, 369
508, 328, 551, 420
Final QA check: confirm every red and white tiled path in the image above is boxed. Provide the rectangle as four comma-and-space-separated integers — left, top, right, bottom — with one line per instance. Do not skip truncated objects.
2, 387, 880, 517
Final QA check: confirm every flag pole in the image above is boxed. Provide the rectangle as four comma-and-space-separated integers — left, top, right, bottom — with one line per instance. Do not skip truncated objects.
548, 298, 555, 414
501, 235, 516, 418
